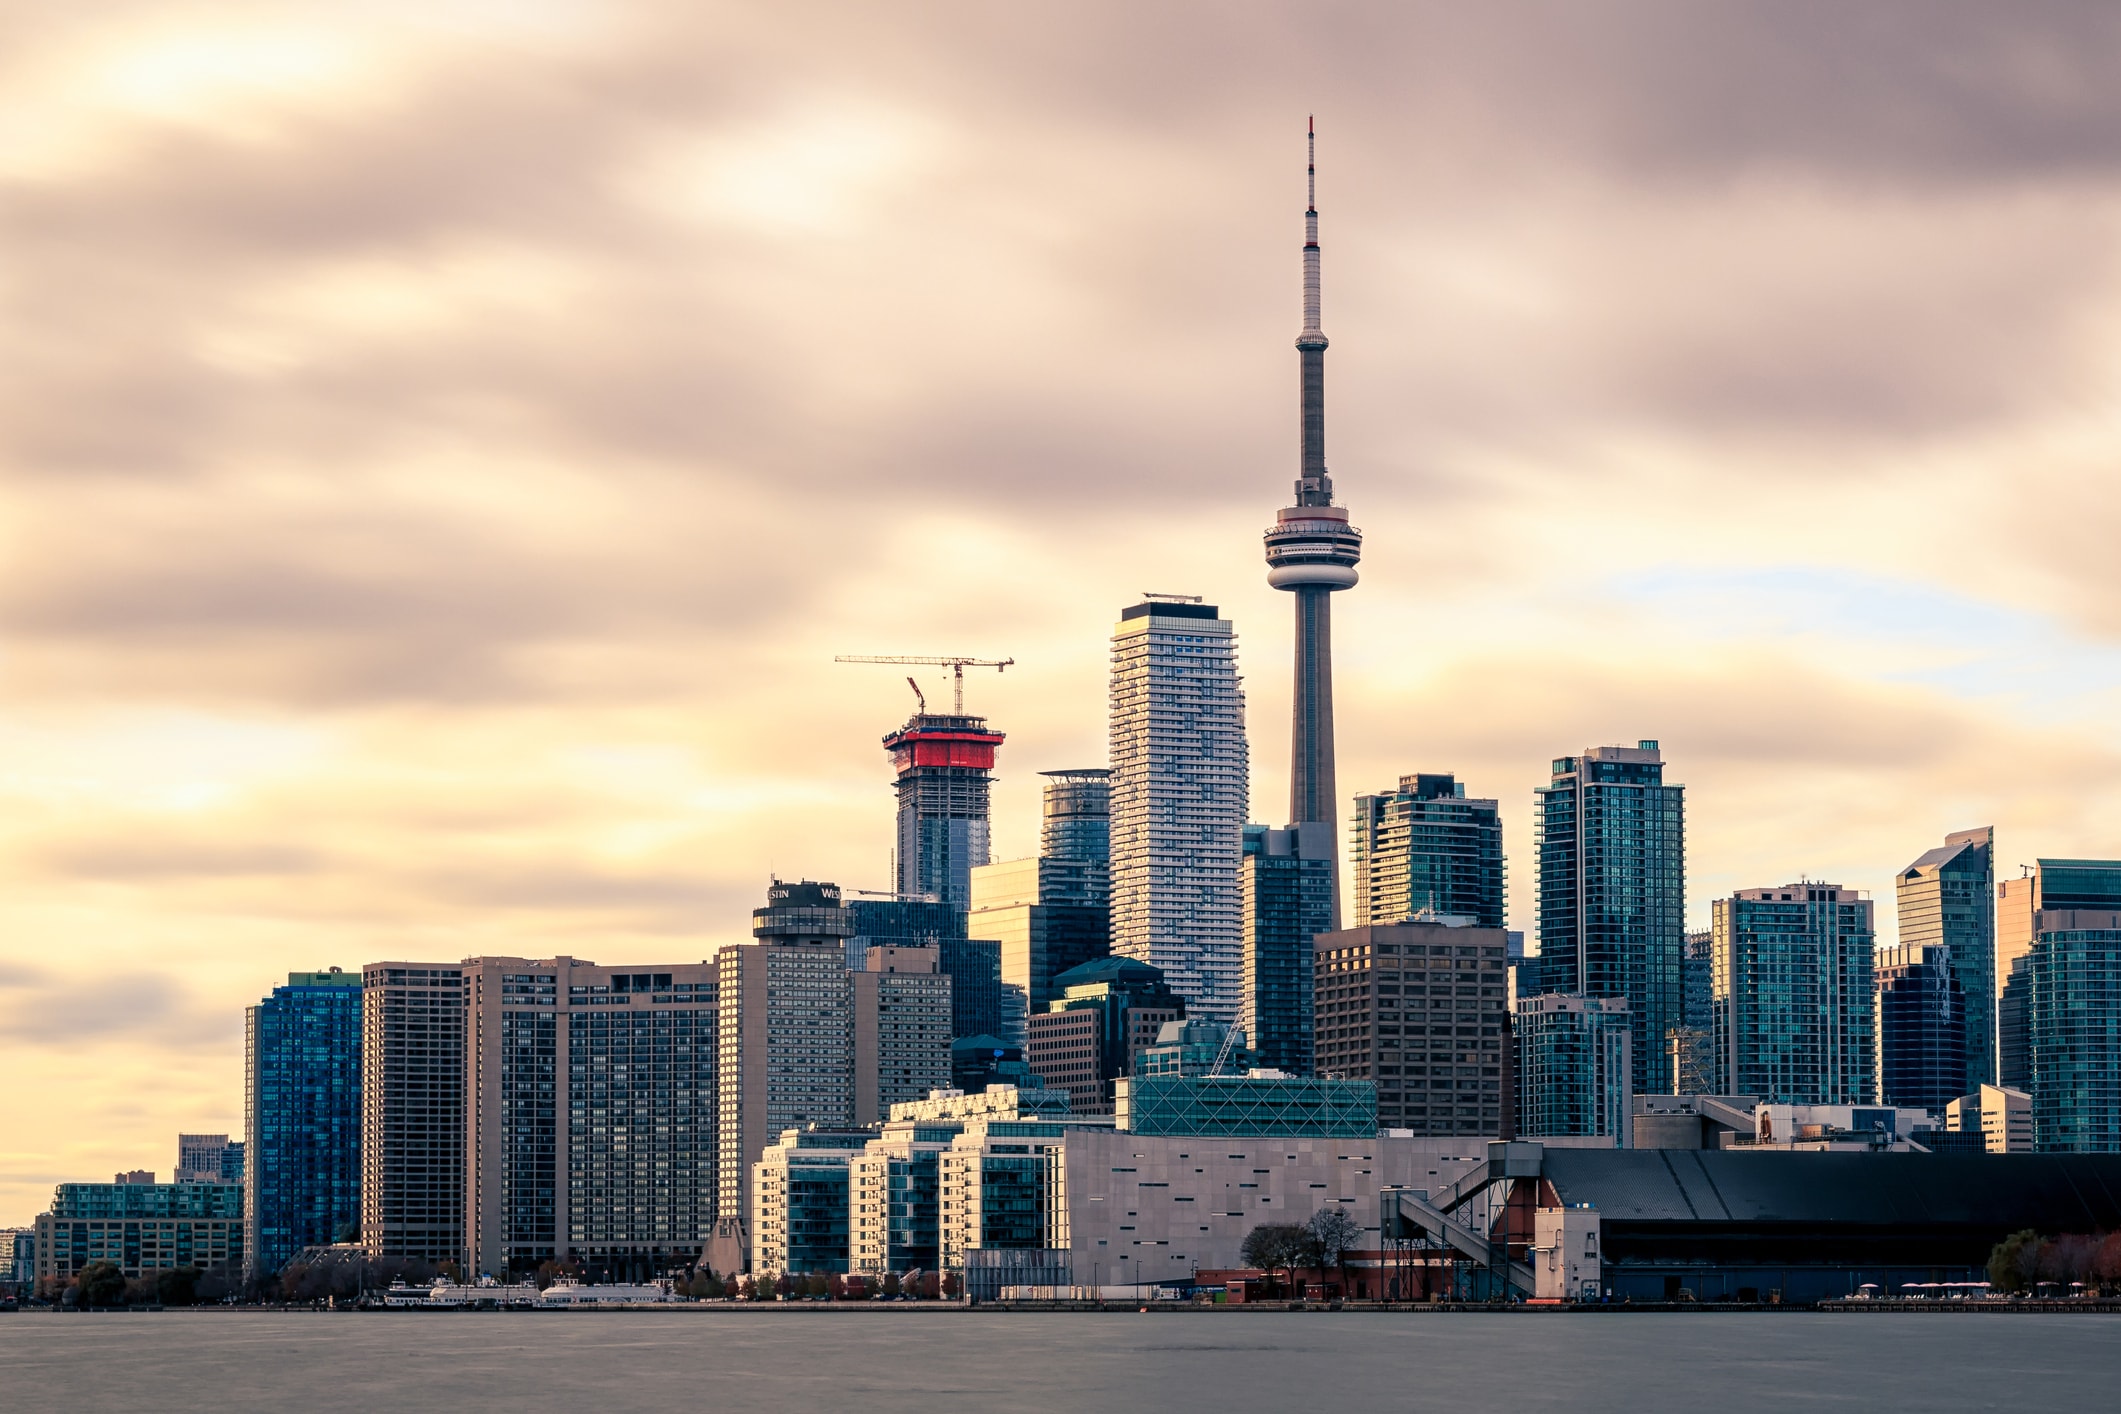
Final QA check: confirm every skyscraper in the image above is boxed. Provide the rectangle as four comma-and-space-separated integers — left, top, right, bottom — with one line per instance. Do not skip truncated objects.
360, 962, 466, 1265
462, 957, 719, 1282
970, 857, 1109, 1045
1109, 597, 1248, 1023
1535, 741, 1685, 1095
2001, 860, 2121, 1152
1874, 942, 1967, 1113
1895, 827, 1995, 1091
1349, 773, 1505, 927
1240, 822, 1333, 1074
1040, 768, 1112, 879
1262, 119, 1362, 930
717, 880, 955, 1227
1515, 993, 1631, 1142
883, 710, 1004, 909
847, 897, 1000, 1041
1710, 883, 1876, 1106
245, 968, 362, 1281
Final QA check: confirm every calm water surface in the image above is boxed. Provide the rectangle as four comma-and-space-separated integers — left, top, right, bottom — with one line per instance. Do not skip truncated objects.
2, 1310, 2116, 1411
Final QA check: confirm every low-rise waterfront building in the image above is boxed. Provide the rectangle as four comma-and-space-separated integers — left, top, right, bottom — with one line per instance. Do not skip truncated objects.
33, 1181, 243, 1284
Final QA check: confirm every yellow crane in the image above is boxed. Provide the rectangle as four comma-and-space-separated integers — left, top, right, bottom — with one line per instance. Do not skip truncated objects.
833, 655, 1014, 715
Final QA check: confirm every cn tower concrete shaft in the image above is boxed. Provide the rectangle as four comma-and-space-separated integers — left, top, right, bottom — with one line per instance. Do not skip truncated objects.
1262, 119, 1361, 929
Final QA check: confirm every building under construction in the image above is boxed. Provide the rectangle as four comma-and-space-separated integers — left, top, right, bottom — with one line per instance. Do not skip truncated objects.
884, 711, 1005, 909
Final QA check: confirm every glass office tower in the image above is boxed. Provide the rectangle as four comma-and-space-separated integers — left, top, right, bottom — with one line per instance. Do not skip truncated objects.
245, 969, 363, 1280
1875, 942, 1967, 1112
1240, 822, 1334, 1074
1895, 827, 1995, 1091
1535, 742, 1685, 1095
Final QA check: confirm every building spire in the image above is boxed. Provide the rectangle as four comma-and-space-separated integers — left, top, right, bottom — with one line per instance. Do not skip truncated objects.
1296, 117, 1329, 504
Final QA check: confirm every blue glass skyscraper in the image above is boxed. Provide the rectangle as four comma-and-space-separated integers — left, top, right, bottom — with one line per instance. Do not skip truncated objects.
1535, 741, 1685, 1095
245, 968, 362, 1281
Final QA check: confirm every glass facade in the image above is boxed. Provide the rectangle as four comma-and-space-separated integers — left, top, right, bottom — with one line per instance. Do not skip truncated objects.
1535, 743, 1684, 1096
245, 970, 361, 1279
1515, 994, 1631, 1140
1240, 823, 1333, 1074
2029, 926, 2121, 1153
1875, 943, 1967, 1112
1113, 1073, 1376, 1137
1349, 773, 1505, 927
1711, 885, 1875, 1105
1895, 828, 1995, 1092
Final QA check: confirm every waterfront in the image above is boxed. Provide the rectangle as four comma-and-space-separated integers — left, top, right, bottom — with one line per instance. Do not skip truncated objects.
3, 1312, 2115, 1411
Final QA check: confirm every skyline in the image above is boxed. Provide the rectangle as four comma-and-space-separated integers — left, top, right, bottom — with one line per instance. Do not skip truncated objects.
9, 2, 2121, 1218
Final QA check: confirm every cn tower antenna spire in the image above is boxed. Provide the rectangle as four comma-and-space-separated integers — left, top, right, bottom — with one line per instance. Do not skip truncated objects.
1263, 114, 1362, 928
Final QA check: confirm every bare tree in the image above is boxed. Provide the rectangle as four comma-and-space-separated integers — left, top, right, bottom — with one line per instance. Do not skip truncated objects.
1241, 1223, 1309, 1296
1307, 1208, 1361, 1296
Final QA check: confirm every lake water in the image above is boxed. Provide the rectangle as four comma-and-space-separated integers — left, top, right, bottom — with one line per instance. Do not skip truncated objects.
3, 1310, 2116, 1411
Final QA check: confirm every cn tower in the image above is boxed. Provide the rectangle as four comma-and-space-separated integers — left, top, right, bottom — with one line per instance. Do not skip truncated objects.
1263, 119, 1361, 928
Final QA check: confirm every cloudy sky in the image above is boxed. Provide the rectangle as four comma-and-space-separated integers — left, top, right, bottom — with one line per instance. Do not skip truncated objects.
6, 0, 2121, 1217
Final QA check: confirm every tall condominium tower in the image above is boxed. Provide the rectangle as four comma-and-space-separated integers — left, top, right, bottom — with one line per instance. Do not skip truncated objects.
1515, 993, 1631, 1141
717, 880, 953, 1227
1109, 598, 1249, 1023
1535, 741, 1685, 1096
1040, 768, 1112, 878
2000, 860, 2121, 1152
244, 968, 362, 1280
1875, 942, 1967, 1112
884, 711, 1004, 908
1710, 882, 1876, 1105
1895, 827, 1995, 1091
1241, 822, 1334, 1074
360, 963, 467, 1264
848, 897, 1000, 1042
463, 957, 719, 1282
1349, 773, 1505, 927
1262, 119, 1362, 930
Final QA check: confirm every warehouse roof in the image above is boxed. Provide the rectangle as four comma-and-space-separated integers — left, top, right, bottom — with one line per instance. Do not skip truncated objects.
1543, 1149, 2121, 1231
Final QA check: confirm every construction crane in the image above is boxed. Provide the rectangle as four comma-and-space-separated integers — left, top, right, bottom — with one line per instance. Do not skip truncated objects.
834, 655, 1014, 715
1208, 1023, 1244, 1078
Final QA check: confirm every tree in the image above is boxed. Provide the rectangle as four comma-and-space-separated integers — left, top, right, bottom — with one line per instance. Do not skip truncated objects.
880, 1271, 902, 1298
1241, 1223, 1310, 1295
74, 1262, 126, 1308
1988, 1229, 2039, 1294
1307, 1208, 1361, 1295
940, 1271, 962, 1300
155, 1266, 202, 1307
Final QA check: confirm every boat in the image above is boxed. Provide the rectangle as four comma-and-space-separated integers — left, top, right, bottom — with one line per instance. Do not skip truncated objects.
537, 1277, 680, 1307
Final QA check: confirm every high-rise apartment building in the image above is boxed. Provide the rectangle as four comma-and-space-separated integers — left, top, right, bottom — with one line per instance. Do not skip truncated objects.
175, 1134, 242, 1185
361, 963, 466, 1264
1349, 774, 1505, 928
1040, 768, 1112, 884
847, 897, 998, 1041
1535, 741, 1685, 1095
1664, 928, 1715, 1095
245, 968, 362, 1280
1515, 993, 1631, 1141
1025, 957, 1184, 1115
1875, 942, 1967, 1113
883, 710, 1004, 909
970, 856, 1109, 1045
2001, 860, 2121, 1152
1240, 822, 1333, 1074
718, 880, 954, 1227
1710, 883, 1876, 1106
1896, 827, 1995, 1091
463, 958, 719, 1281
1262, 120, 1362, 931
1311, 920, 1509, 1134
1109, 598, 1248, 1024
